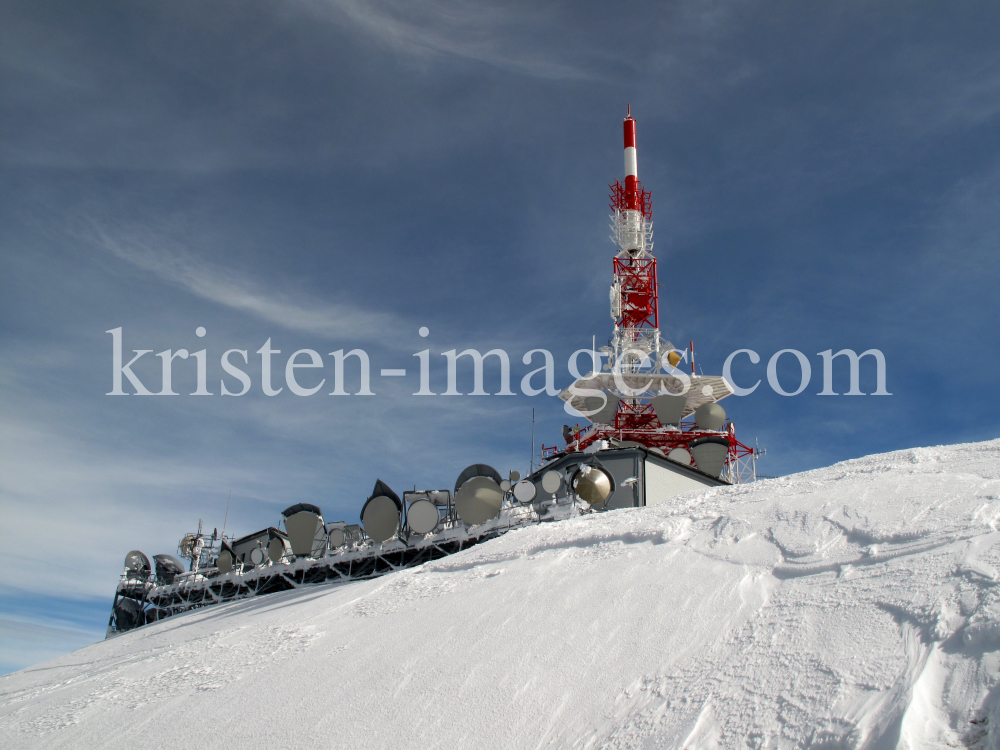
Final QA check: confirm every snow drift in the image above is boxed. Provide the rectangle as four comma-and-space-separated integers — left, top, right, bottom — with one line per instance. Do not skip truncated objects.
4, 439, 1000, 749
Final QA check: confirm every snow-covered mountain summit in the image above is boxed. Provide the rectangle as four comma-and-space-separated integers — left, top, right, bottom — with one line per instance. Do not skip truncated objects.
4, 439, 1000, 749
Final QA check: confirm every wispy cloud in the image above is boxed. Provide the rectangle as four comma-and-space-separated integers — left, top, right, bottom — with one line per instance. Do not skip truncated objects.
89, 222, 410, 347
298, 0, 595, 80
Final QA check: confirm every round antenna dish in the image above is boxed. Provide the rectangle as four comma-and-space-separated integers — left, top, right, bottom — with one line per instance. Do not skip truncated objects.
573, 466, 614, 506
509, 470, 521, 482
124, 550, 151, 579
217, 549, 233, 575
512, 480, 536, 504
695, 402, 726, 431
454, 476, 504, 525
407, 499, 440, 534
500, 479, 511, 492
178, 534, 197, 558
541, 470, 562, 495
362, 495, 401, 543
267, 537, 285, 563
327, 528, 346, 548
249, 547, 266, 565
667, 447, 693, 465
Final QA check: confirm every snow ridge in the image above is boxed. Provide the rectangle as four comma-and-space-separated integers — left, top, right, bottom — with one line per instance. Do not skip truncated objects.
3, 439, 1000, 749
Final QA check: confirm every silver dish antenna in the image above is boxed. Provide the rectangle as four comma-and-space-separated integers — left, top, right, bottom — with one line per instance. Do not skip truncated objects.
512, 480, 536, 504
406, 498, 440, 535
124, 550, 151, 580
361, 479, 402, 543
509, 470, 521, 482
499, 479, 511, 492
178, 534, 198, 559
327, 528, 347, 548
571, 461, 616, 506
249, 547, 266, 565
281, 503, 326, 558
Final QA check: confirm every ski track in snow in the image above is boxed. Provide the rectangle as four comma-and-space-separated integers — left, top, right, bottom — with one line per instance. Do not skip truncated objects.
3, 439, 1000, 749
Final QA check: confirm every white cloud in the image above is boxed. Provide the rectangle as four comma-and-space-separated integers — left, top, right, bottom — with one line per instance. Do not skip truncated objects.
90, 222, 411, 347
298, 0, 594, 80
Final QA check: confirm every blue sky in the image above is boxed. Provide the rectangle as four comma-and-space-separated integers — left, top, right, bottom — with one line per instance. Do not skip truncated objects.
2, 0, 998, 675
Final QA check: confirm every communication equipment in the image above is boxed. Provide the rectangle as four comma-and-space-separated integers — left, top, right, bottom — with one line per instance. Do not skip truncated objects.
500, 479, 511, 492
362, 479, 402, 543
406, 498, 440, 535
113, 597, 143, 631
651, 393, 686, 426
249, 547, 266, 565
667, 447, 694, 465
509, 470, 521, 482
216, 541, 235, 575
124, 550, 151, 580
571, 462, 616, 506
454, 464, 503, 493
454, 476, 504, 525
152, 554, 186, 585
346, 524, 362, 542
178, 534, 198, 558
583, 393, 620, 425
694, 402, 726, 431
281, 503, 326, 558
541, 470, 562, 495
267, 537, 286, 564
690, 437, 729, 478
512, 480, 536, 504
328, 528, 347, 548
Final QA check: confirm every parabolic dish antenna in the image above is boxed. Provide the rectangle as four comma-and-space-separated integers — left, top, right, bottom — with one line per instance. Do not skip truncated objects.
690, 436, 729, 478
178, 534, 197, 558
327, 528, 346, 548
249, 547, 266, 565
362, 495, 401, 543
454, 476, 504, 526
217, 548, 233, 575
695, 402, 726, 431
667, 447, 693, 465
509, 470, 521, 482
500, 479, 511, 492
124, 550, 150, 578
267, 537, 285, 563
512, 480, 536, 504
541, 470, 562, 495
572, 465, 615, 506
406, 498, 440, 535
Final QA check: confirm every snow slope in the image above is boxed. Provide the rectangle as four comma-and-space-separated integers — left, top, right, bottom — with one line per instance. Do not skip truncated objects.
4, 439, 1000, 749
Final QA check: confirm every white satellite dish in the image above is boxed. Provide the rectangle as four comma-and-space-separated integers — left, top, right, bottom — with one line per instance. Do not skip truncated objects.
217, 549, 233, 575
328, 528, 346, 548
500, 479, 511, 492
362, 495, 401, 543
249, 547, 266, 565
267, 537, 285, 564
407, 498, 440, 535
512, 480, 536, 504
667, 447, 693, 465
454, 476, 504, 526
541, 470, 562, 495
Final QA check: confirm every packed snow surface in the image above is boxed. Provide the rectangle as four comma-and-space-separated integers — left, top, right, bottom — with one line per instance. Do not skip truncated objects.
4, 440, 1000, 749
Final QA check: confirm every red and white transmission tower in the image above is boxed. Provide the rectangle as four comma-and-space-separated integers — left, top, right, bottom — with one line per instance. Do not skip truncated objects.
555, 108, 758, 482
